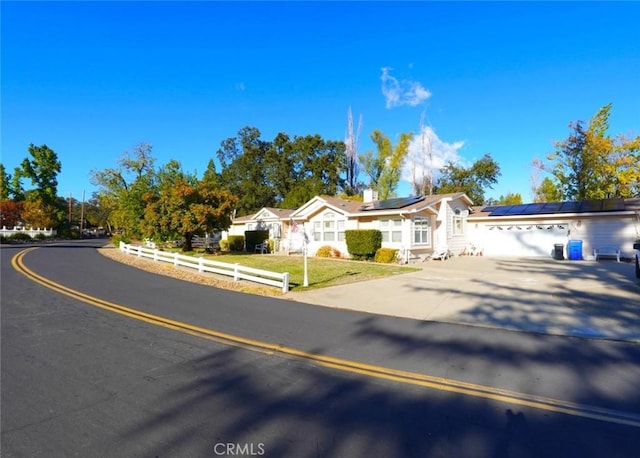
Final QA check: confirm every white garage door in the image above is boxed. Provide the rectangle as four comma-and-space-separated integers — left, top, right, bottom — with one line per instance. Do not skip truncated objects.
477, 223, 569, 257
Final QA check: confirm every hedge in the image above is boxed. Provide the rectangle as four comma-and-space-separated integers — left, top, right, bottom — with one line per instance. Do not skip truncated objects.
227, 235, 245, 252
345, 229, 382, 260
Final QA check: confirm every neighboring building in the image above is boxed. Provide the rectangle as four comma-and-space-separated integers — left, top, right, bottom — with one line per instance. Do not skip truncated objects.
227, 191, 474, 259
467, 198, 640, 259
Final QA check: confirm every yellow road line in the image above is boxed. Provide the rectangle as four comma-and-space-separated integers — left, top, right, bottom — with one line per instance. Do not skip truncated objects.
12, 247, 640, 428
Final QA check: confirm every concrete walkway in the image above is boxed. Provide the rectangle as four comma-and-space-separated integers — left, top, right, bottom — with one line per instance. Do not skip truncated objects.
288, 256, 640, 343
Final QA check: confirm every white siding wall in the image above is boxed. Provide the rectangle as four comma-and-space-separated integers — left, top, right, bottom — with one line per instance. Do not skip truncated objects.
567, 215, 639, 258
469, 220, 569, 257
468, 214, 639, 258
447, 201, 469, 255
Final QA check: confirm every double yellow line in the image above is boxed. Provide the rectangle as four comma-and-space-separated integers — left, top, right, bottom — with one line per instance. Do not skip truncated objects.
12, 247, 640, 428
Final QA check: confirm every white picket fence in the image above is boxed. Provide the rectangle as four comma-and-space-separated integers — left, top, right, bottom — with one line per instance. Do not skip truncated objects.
1, 226, 56, 238
119, 242, 290, 292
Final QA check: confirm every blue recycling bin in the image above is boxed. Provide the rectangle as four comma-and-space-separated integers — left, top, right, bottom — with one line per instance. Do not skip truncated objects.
567, 240, 583, 261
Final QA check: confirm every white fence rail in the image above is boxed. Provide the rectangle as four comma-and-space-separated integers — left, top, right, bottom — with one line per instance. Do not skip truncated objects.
119, 242, 290, 292
1, 226, 57, 238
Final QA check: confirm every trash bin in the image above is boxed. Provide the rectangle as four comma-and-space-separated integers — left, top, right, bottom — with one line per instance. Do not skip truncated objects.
553, 243, 564, 260
567, 240, 583, 260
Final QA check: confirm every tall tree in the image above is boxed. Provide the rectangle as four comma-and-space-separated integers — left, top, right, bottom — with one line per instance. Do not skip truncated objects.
217, 127, 346, 214
360, 129, 413, 200
434, 153, 501, 204
142, 160, 237, 251
0, 164, 12, 200
90, 143, 156, 237
272, 133, 345, 208
410, 112, 435, 196
496, 192, 523, 205
344, 107, 363, 196
533, 176, 563, 203
216, 127, 274, 215
17, 144, 62, 207
548, 104, 640, 200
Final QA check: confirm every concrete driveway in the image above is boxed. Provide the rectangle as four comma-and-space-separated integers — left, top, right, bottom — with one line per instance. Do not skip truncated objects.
288, 256, 640, 343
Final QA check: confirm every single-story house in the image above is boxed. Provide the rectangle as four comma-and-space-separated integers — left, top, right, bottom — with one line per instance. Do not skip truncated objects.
467, 198, 640, 259
227, 192, 640, 261
227, 190, 474, 259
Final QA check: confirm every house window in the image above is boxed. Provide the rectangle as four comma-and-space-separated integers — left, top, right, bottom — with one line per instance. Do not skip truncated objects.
313, 212, 345, 242
380, 219, 403, 243
453, 209, 464, 235
413, 217, 430, 245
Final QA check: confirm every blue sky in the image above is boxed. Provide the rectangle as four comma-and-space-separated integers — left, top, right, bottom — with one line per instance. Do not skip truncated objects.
2, 1, 639, 205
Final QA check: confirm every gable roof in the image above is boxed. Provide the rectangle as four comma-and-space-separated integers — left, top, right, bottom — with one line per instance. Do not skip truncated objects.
232, 193, 476, 224
291, 192, 473, 219
232, 206, 296, 223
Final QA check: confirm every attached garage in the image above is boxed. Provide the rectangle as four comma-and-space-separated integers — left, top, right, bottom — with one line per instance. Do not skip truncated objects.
468, 198, 640, 259
473, 221, 569, 257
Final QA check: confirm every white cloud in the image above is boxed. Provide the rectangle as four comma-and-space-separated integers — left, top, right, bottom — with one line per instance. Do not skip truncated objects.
235, 82, 246, 91
402, 126, 465, 188
381, 67, 431, 109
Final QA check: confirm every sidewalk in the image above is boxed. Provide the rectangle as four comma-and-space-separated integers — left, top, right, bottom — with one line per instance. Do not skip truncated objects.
288, 256, 640, 343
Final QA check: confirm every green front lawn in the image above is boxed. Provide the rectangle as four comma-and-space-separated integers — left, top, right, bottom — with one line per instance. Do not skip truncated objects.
174, 249, 420, 291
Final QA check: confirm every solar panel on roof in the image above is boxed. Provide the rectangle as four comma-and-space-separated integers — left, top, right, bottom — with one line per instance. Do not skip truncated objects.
360, 195, 425, 211
541, 202, 562, 213
523, 203, 546, 215
504, 204, 528, 215
601, 198, 625, 211
578, 200, 601, 212
559, 201, 581, 212
485, 198, 633, 217
488, 206, 512, 216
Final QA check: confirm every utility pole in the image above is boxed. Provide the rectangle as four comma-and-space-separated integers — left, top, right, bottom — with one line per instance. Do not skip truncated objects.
80, 189, 86, 237
68, 192, 72, 224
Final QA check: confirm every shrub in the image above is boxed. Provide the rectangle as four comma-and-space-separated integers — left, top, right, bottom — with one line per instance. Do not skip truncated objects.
219, 239, 230, 252
345, 229, 382, 260
227, 235, 245, 252
33, 233, 48, 240
9, 232, 32, 242
316, 245, 341, 258
374, 247, 398, 263
112, 234, 131, 247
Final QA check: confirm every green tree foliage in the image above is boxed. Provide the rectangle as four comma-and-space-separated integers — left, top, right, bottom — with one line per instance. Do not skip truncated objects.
216, 127, 346, 215
216, 127, 276, 215
359, 129, 413, 200
495, 192, 523, 205
269, 133, 345, 208
4, 144, 64, 227
434, 153, 501, 204
533, 177, 563, 203
548, 104, 640, 200
90, 143, 156, 237
0, 164, 12, 200
16, 144, 62, 207
142, 160, 237, 251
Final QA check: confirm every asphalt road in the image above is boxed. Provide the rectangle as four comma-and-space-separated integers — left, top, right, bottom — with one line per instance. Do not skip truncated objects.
2, 240, 640, 457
